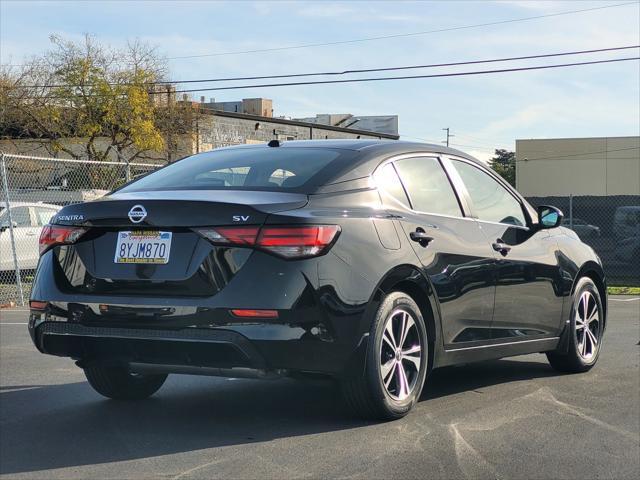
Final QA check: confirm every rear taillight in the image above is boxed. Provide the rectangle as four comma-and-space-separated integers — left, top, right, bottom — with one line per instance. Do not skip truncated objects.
39, 225, 87, 255
197, 226, 260, 246
29, 300, 48, 311
257, 225, 340, 258
196, 225, 340, 259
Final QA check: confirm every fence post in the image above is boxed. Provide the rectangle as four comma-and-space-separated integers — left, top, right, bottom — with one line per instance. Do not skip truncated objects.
0, 153, 25, 306
569, 194, 574, 230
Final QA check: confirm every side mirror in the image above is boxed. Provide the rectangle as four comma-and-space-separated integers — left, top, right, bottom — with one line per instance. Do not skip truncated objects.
538, 205, 563, 229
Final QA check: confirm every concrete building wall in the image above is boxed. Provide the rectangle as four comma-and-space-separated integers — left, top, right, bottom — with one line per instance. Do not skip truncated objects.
196, 112, 392, 151
294, 114, 399, 136
515, 136, 640, 196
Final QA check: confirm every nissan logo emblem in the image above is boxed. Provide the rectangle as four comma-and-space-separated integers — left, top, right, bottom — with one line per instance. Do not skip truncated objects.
128, 205, 147, 224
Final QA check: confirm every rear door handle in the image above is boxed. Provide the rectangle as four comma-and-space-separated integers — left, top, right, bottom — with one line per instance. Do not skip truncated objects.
492, 240, 511, 256
410, 228, 433, 247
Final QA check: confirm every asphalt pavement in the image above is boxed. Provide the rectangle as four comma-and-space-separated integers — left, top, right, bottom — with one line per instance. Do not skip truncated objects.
0, 297, 638, 479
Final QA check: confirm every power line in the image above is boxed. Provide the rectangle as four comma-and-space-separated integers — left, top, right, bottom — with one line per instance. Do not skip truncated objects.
162, 56, 640, 95
400, 134, 442, 144
19, 45, 639, 89
2, 1, 637, 67
450, 143, 497, 152
14, 56, 640, 99
454, 134, 513, 149
516, 146, 640, 162
160, 1, 638, 60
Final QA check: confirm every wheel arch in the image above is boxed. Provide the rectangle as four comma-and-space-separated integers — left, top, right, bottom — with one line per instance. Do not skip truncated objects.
573, 261, 607, 328
373, 264, 442, 371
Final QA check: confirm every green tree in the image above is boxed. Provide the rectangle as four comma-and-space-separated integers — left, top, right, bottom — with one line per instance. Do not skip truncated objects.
488, 149, 515, 187
1, 35, 169, 164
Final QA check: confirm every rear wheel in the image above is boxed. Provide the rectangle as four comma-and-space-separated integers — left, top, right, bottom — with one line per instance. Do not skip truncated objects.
342, 292, 428, 420
84, 365, 167, 400
547, 277, 604, 373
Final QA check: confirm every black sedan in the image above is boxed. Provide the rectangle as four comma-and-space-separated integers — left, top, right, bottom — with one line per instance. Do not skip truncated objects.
29, 140, 607, 419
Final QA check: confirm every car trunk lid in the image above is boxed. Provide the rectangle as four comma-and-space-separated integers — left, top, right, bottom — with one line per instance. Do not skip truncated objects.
49, 190, 307, 293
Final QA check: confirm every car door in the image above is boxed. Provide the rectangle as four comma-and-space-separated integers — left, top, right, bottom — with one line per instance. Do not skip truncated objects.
374, 155, 497, 348
447, 158, 564, 339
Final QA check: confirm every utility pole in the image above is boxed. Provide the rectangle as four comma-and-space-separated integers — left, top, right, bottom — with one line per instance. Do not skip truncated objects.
442, 127, 454, 147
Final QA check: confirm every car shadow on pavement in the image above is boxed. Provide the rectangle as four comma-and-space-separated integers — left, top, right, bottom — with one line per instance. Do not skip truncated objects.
422, 356, 559, 400
0, 358, 560, 475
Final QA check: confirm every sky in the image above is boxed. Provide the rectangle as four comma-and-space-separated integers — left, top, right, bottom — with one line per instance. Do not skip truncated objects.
1, 0, 639, 161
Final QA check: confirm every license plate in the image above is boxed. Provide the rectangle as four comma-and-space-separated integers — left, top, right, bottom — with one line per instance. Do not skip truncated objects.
114, 231, 172, 264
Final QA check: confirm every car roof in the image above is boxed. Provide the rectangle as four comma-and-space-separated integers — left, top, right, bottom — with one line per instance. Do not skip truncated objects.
215, 139, 480, 161
277, 139, 476, 159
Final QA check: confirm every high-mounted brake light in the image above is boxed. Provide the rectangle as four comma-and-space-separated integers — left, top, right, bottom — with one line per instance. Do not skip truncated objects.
39, 225, 87, 255
196, 225, 340, 259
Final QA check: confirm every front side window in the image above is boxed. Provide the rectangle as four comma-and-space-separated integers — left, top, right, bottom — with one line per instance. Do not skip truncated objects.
393, 157, 462, 217
451, 160, 526, 226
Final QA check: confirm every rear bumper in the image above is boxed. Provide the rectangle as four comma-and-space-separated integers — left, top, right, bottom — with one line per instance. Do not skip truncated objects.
32, 321, 274, 374
29, 315, 368, 377
28, 244, 379, 377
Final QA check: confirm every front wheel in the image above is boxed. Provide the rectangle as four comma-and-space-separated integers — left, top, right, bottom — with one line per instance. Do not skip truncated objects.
547, 277, 604, 373
84, 365, 167, 400
342, 292, 429, 420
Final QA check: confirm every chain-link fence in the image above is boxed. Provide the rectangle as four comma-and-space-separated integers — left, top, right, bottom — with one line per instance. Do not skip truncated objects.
1, 153, 638, 305
0, 153, 162, 306
526, 195, 640, 286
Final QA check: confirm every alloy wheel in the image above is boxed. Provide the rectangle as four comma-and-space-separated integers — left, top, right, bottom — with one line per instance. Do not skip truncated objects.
575, 291, 601, 361
379, 308, 423, 401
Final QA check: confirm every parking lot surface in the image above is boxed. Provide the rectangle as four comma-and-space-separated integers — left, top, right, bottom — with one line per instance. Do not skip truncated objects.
0, 297, 638, 479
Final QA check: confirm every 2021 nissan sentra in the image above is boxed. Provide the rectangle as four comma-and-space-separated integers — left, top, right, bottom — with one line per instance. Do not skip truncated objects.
28, 140, 606, 419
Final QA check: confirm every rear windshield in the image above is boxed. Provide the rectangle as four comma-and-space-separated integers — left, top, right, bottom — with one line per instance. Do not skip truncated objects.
117, 147, 344, 193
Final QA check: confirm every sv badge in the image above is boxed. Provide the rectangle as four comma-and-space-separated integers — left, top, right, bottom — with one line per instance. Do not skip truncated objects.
233, 215, 250, 222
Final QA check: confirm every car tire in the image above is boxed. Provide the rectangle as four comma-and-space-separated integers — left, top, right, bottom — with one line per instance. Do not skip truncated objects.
547, 277, 604, 373
342, 291, 429, 420
84, 365, 167, 400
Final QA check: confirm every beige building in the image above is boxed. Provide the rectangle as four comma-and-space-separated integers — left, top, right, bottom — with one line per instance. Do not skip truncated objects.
515, 136, 640, 196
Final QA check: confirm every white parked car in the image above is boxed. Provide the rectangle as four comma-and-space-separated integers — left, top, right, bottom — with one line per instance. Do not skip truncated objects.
0, 202, 61, 271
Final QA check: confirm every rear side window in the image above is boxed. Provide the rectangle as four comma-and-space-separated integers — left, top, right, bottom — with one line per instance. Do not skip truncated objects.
393, 157, 462, 217
373, 163, 410, 208
118, 148, 342, 193
35, 207, 58, 226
